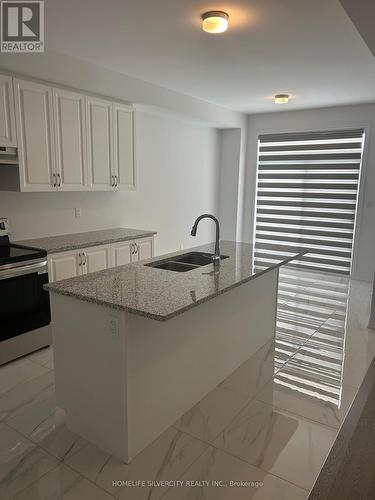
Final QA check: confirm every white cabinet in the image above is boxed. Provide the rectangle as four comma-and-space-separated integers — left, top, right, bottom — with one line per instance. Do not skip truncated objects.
86, 96, 113, 191
87, 98, 135, 191
134, 237, 153, 262
14, 79, 56, 191
53, 88, 87, 191
83, 244, 111, 274
48, 237, 154, 282
110, 237, 153, 266
48, 250, 81, 282
48, 244, 111, 282
110, 240, 133, 267
0, 74, 136, 193
0, 74, 16, 146
113, 103, 135, 190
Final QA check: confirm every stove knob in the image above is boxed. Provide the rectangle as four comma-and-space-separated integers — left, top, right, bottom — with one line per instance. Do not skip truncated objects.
0, 222, 5, 230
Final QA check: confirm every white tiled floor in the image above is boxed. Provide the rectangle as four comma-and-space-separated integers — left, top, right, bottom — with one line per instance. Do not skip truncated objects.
162, 446, 307, 500
66, 427, 208, 500
214, 400, 337, 490
0, 268, 373, 499
173, 385, 250, 443
256, 375, 357, 429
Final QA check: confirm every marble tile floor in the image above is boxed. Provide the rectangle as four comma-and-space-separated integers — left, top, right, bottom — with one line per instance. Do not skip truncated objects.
309, 350, 375, 499
0, 269, 373, 500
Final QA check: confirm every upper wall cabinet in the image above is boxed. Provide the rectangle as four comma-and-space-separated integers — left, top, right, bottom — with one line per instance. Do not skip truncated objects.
0, 74, 16, 146
113, 103, 135, 190
86, 96, 113, 191
53, 88, 88, 191
0, 74, 135, 192
14, 78, 56, 192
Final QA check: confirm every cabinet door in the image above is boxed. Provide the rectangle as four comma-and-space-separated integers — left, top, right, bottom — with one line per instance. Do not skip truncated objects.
110, 241, 134, 267
53, 88, 87, 191
82, 244, 111, 274
86, 96, 113, 191
135, 237, 153, 262
14, 79, 56, 192
113, 103, 135, 190
0, 74, 16, 146
48, 251, 81, 282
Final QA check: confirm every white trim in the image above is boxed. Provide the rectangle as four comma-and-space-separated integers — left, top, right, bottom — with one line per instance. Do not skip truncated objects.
351, 123, 371, 276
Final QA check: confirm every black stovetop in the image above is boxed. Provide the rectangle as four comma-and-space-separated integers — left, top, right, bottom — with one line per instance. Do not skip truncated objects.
0, 236, 47, 265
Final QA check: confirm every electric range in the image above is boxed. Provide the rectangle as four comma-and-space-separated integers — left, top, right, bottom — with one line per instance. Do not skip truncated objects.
0, 220, 51, 365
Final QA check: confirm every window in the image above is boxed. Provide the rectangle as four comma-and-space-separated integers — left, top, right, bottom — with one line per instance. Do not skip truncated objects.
254, 129, 365, 274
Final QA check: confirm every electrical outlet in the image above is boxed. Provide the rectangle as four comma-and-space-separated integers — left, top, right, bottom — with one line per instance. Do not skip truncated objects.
0, 217, 10, 235
108, 315, 119, 338
75, 208, 82, 218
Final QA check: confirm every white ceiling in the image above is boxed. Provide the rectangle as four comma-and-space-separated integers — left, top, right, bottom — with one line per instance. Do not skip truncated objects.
46, 0, 375, 113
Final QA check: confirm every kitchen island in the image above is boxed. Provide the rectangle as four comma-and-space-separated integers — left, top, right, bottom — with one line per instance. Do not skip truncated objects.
46, 241, 302, 462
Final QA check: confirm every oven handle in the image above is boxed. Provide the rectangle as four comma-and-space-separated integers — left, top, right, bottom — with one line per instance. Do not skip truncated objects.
0, 260, 48, 281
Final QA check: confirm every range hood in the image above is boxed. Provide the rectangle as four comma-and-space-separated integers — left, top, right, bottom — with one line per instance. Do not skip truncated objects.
0, 147, 18, 165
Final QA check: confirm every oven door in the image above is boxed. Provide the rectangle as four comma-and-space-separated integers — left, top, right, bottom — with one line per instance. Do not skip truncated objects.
0, 258, 51, 342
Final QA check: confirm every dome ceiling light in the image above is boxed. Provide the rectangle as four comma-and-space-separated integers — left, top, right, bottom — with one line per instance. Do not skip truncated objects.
274, 94, 290, 104
202, 11, 229, 34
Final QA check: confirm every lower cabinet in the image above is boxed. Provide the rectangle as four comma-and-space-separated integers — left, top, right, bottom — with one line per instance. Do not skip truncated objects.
83, 244, 111, 274
110, 237, 153, 267
48, 244, 111, 282
48, 237, 154, 282
110, 240, 133, 267
48, 250, 81, 282
136, 237, 153, 262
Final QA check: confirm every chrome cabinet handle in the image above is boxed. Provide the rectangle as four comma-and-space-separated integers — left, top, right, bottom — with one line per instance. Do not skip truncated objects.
83, 252, 87, 265
115, 175, 118, 187
52, 173, 57, 187
134, 243, 138, 254
111, 175, 115, 187
57, 173, 61, 187
78, 252, 82, 266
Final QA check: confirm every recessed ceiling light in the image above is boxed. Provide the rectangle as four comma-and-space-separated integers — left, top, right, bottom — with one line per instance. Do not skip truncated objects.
202, 11, 229, 34
274, 94, 290, 104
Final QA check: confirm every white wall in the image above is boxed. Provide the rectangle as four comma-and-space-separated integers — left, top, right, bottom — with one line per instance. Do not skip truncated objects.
0, 51, 247, 255
0, 50, 245, 129
0, 110, 220, 255
218, 128, 248, 242
242, 103, 375, 281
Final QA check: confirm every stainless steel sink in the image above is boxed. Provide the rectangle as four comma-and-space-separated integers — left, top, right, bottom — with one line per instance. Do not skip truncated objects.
145, 252, 229, 272
175, 252, 228, 266
150, 261, 197, 272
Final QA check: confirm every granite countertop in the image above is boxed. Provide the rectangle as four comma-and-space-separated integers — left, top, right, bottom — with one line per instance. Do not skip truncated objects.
16, 228, 157, 254
45, 240, 304, 322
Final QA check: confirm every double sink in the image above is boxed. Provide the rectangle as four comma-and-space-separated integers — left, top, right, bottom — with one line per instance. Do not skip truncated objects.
145, 252, 229, 272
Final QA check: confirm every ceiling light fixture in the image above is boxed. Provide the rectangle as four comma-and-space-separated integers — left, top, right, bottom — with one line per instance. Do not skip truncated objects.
274, 94, 290, 104
202, 11, 229, 34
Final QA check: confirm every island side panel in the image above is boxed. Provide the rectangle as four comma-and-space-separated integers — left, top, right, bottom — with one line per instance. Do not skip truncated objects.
50, 294, 130, 461
126, 267, 279, 460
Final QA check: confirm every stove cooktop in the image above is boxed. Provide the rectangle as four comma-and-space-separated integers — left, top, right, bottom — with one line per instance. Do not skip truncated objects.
0, 236, 47, 266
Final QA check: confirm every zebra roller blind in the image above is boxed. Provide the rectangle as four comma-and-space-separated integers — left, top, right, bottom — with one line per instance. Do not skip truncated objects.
254, 128, 365, 274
